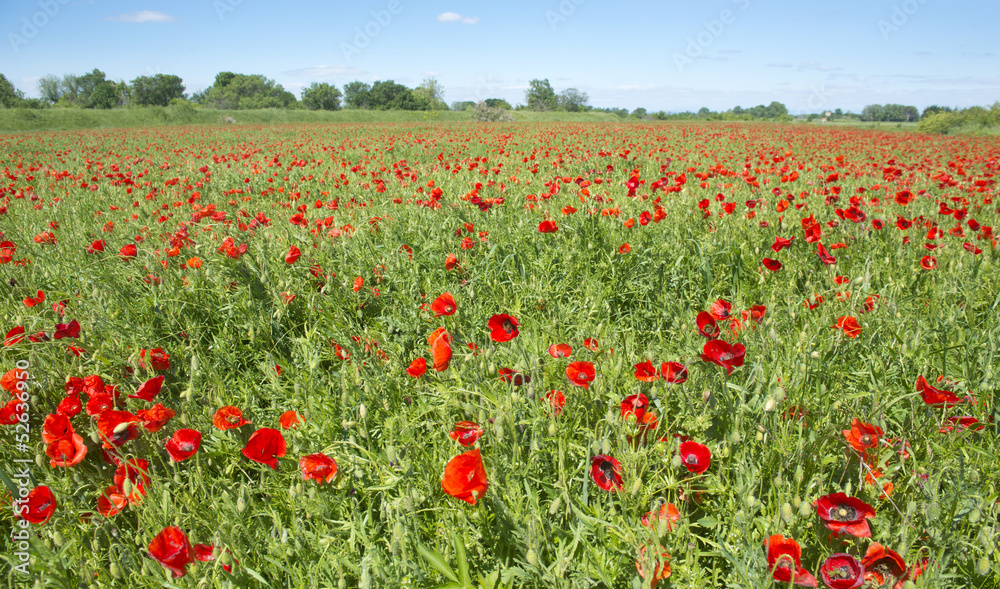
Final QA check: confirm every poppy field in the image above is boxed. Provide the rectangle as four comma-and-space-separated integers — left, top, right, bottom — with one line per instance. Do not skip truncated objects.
1, 121, 999, 588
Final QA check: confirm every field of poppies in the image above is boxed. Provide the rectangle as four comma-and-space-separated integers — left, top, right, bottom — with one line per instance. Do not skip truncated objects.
1, 121, 998, 588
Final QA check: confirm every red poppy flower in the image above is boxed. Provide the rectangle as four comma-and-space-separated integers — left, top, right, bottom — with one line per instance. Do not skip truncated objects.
17, 486, 57, 524
487, 314, 520, 343
628, 360, 656, 382
696, 311, 720, 339
708, 299, 732, 321
548, 343, 572, 358
545, 390, 565, 416
97, 485, 128, 517
842, 418, 882, 452
406, 357, 427, 377
300, 452, 338, 484
87, 239, 106, 254
753, 245, 786, 266
114, 458, 151, 502
498, 367, 529, 385
53, 319, 81, 340
660, 362, 689, 384
442, 448, 489, 504
621, 393, 648, 421
119, 243, 138, 260
129, 375, 164, 401
42, 413, 73, 444
23, 290, 44, 307
635, 544, 671, 587
700, 340, 745, 375
242, 428, 287, 469
813, 492, 876, 537
819, 554, 864, 588
429, 327, 453, 372
1, 367, 27, 393
56, 394, 81, 417
285, 245, 301, 264
445, 253, 459, 270
352, 276, 364, 292
831, 316, 862, 338
139, 347, 170, 371
449, 421, 484, 446
920, 255, 936, 270
213, 406, 250, 430
194, 544, 215, 563
278, 410, 303, 429
583, 337, 599, 351
137, 403, 175, 432
148, 526, 195, 578
816, 242, 837, 265
590, 454, 623, 491
678, 441, 711, 474
4, 325, 26, 346
95, 410, 140, 447
566, 361, 595, 389
772, 236, 795, 252
164, 429, 201, 462
641, 502, 681, 532
915, 375, 971, 406
47, 433, 87, 467
430, 292, 457, 317
538, 219, 559, 233
619, 243, 631, 254
861, 542, 906, 585
765, 535, 818, 587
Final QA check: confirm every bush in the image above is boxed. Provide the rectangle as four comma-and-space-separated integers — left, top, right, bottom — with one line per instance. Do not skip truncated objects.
471, 101, 513, 122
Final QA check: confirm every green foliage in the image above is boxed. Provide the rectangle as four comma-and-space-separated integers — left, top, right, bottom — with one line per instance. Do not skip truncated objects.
861, 103, 920, 122
343, 81, 372, 109
918, 103, 1000, 135
557, 88, 589, 112
130, 74, 186, 107
0, 73, 24, 108
471, 101, 514, 122
368, 80, 430, 110
202, 72, 296, 109
301, 82, 343, 111
526, 79, 558, 111
0, 122, 997, 589
414, 77, 449, 110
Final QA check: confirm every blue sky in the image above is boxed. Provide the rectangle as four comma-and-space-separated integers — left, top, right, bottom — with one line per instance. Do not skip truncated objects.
2, 0, 997, 113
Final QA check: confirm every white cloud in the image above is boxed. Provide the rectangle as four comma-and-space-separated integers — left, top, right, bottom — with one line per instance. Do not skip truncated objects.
106, 10, 175, 23
437, 11, 479, 24
283, 65, 363, 79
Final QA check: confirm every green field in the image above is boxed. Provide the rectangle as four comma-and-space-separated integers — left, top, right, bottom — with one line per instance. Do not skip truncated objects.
0, 121, 998, 588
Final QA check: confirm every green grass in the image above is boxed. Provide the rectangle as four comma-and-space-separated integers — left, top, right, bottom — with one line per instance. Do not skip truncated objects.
0, 106, 622, 132
0, 122, 998, 588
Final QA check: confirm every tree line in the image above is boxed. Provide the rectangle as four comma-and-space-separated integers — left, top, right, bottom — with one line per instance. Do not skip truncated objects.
0, 71, 970, 125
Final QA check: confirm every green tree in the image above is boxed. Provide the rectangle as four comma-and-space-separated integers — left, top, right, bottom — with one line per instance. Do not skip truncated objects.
484, 98, 512, 110
525, 79, 557, 111
87, 81, 119, 109
860, 104, 884, 122
76, 69, 109, 107
130, 74, 185, 107
766, 101, 788, 118
38, 75, 61, 104
203, 73, 296, 109
414, 77, 447, 110
632, 107, 649, 119
0, 74, 23, 108
558, 88, 589, 112
451, 100, 475, 111
368, 80, 428, 110
301, 82, 343, 110
343, 81, 372, 109
921, 105, 952, 119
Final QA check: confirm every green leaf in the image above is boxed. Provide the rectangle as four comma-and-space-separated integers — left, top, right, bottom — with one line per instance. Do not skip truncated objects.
418, 544, 460, 584
453, 531, 471, 587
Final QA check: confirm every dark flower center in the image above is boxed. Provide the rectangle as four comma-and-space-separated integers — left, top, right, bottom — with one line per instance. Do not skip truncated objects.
859, 433, 873, 445
685, 454, 699, 465
502, 320, 515, 333
830, 505, 857, 521
827, 565, 853, 580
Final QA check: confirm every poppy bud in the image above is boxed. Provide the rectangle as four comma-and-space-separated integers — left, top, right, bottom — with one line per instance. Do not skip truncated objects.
977, 557, 991, 576
526, 550, 537, 566
926, 502, 940, 521
799, 501, 812, 518
549, 497, 561, 515
781, 503, 793, 523
359, 404, 367, 420
236, 496, 246, 513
